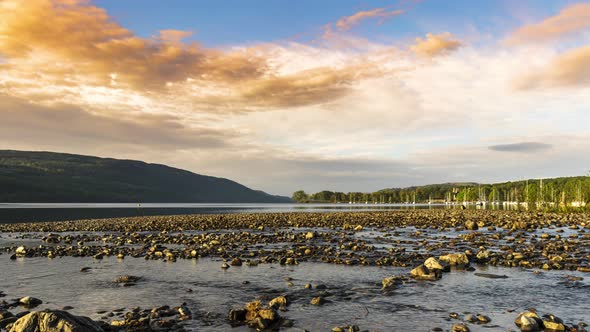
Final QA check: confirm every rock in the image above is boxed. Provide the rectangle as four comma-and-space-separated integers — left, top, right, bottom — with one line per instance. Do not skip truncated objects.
15, 246, 27, 257
515, 310, 543, 331
0, 311, 14, 320
230, 257, 243, 266
0, 317, 18, 329
310, 297, 324, 305
19, 297, 42, 308
332, 325, 360, 332
439, 253, 470, 266
542, 314, 565, 331
305, 232, 315, 240
229, 299, 282, 329
465, 220, 478, 230
80, 267, 91, 273
410, 264, 441, 280
228, 309, 247, 321
177, 303, 191, 319
114, 276, 141, 283
473, 273, 509, 279
353, 225, 363, 232
452, 323, 470, 332
221, 262, 230, 269
43, 234, 60, 244
424, 257, 444, 271
268, 296, 288, 309
476, 314, 491, 323
382, 275, 403, 289
257, 309, 278, 321
9, 310, 104, 332
476, 250, 489, 261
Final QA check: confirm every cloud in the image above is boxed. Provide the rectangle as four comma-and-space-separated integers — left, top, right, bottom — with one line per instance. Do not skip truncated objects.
335, 8, 404, 31
0, 0, 269, 90
505, 3, 590, 45
0, 94, 234, 150
410, 33, 462, 57
0, 0, 390, 111
516, 45, 590, 89
488, 142, 552, 152
1, 0, 590, 195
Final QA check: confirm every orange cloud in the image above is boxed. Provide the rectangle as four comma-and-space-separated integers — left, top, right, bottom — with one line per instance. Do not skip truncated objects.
410, 33, 462, 57
0, 0, 391, 111
516, 45, 590, 89
335, 8, 404, 31
0, 0, 267, 90
505, 3, 590, 45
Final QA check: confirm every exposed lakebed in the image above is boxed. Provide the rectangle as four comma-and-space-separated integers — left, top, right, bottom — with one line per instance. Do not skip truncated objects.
0, 210, 589, 331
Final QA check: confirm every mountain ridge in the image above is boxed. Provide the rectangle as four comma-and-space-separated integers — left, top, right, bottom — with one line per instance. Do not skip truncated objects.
0, 150, 291, 203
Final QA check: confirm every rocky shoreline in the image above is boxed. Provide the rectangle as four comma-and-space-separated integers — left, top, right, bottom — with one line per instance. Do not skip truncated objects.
1, 210, 589, 331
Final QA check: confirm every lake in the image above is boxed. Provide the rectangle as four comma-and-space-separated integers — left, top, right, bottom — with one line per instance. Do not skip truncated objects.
0, 203, 508, 223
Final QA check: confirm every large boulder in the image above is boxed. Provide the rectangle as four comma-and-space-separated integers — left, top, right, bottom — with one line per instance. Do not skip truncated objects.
9, 310, 104, 332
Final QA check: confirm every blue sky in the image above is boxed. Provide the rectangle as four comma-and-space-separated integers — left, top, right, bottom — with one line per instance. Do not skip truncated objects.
94, 0, 577, 46
1, 0, 590, 195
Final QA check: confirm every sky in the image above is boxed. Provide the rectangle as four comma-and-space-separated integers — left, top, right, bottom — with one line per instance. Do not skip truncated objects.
1, 0, 590, 196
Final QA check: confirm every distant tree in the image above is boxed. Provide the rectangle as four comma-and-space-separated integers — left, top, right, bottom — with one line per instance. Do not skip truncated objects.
292, 190, 309, 203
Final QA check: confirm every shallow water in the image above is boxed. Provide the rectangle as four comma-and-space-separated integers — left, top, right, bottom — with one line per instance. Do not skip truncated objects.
0, 255, 588, 331
0, 203, 504, 223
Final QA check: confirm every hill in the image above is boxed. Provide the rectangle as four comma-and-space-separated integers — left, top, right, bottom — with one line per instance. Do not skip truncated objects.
293, 178, 590, 205
0, 150, 291, 203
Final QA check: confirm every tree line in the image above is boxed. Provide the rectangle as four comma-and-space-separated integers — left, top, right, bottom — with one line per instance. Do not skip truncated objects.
292, 176, 590, 207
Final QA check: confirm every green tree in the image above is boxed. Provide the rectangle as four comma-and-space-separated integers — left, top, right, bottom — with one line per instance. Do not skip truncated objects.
291, 190, 309, 203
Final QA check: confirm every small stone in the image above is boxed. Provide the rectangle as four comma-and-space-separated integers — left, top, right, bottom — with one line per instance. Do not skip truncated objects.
18, 296, 42, 308
15, 247, 26, 257
310, 296, 324, 305
452, 323, 470, 332
268, 296, 288, 309
465, 220, 478, 230
230, 257, 243, 266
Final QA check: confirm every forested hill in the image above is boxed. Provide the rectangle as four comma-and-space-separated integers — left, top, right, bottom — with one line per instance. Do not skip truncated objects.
293, 178, 590, 204
0, 150, 291, 203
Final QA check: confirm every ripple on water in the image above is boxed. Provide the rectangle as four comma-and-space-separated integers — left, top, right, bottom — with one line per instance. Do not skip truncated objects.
1, 256, 588, 331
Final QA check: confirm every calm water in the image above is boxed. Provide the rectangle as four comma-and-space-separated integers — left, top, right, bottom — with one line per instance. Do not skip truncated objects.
0, 255, 588, 331
0, 203, 504, 223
